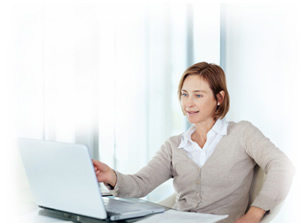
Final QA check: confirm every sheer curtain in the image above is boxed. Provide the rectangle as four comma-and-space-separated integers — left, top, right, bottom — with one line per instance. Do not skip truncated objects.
12, 0, 220, 207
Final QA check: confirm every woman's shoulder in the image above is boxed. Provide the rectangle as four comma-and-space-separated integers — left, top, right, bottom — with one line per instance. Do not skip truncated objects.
155, 134, 183, 156
164, 134, 182, 147
228, 120, 253, 127
227, 120, 259, 134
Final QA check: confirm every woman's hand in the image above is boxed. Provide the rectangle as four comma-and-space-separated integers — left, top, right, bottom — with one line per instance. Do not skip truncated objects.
92, 160, 117, 187
234, 206, 265, 223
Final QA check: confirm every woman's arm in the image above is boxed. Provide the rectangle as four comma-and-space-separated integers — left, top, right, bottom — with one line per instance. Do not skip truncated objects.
242, 121, 295, 215
93, 138, 175, 198
235, 206, 265, 223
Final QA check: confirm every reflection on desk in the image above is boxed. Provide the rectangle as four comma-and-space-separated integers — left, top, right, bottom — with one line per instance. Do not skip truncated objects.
19, 204, 228, 223
19, 208, 72, 223
19, 198, 170, 223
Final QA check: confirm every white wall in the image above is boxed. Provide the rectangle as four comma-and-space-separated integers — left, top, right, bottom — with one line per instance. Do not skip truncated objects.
5, 0, 297, 222
222, 2, 300, 222
2, 1, 221, 221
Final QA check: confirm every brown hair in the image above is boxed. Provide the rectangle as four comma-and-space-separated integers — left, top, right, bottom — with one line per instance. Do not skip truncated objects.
178, 62, 230, 119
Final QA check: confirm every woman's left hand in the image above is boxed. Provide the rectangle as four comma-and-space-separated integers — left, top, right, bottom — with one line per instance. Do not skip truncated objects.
234, 206, 265, 223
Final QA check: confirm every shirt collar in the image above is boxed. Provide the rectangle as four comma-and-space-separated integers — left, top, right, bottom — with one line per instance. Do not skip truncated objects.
212, 118, 228, 136
178, 124, 196, 149
178, 119, 228, 149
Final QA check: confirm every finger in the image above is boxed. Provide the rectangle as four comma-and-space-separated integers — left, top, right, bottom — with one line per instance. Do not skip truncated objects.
92, 159, 104, 169
96, 172, 106, 183
92, 159, 98, 166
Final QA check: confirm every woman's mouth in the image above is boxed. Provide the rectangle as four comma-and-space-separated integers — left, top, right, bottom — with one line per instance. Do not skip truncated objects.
187, 111, 199, 115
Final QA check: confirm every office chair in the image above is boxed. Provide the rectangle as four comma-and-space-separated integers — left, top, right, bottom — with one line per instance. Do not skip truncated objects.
158, 166, 284, 223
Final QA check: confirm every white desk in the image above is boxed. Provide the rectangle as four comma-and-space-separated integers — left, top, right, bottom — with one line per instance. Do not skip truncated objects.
19, 207, 144, 223
18, 199, 164, 223
18, 207, 228, 223
17, 198, 227, 223
19, 208, 72, 223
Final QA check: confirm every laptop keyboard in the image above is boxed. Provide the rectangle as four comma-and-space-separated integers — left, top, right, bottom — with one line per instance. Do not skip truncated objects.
103, 197, 145, 214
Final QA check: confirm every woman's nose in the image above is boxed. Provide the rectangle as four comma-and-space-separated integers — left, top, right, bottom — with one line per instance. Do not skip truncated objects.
185, 97, 195, 107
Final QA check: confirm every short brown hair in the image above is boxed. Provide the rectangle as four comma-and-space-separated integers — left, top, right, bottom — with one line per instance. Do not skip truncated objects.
178, 62, 230, 119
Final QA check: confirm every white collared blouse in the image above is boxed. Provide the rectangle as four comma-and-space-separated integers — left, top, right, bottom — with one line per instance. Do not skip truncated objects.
178, 119, 228, 168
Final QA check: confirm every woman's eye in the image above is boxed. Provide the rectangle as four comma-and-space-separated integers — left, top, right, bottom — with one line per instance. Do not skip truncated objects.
196, 94, 202, 98
181, 93, 188, 97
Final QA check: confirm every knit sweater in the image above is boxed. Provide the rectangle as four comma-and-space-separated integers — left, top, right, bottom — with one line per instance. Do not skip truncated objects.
109, 121, 295, 222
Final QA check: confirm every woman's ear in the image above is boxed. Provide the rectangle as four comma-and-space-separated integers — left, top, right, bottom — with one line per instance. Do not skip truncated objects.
216, 90, 225, 105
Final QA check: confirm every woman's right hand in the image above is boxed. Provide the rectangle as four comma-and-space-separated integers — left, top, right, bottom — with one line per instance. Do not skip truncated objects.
92, 160, 117, 187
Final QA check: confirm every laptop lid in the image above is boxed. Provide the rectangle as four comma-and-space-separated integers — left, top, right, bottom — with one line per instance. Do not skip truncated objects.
18, 138, 107, 219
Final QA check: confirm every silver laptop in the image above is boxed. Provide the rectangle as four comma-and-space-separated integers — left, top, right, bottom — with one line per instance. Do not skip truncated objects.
18, 138, 165, 221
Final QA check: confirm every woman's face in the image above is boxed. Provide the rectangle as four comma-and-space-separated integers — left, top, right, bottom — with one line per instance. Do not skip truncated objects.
180, 75, 217, 124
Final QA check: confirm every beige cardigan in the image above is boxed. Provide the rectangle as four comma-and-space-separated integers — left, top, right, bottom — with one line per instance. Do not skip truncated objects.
109, 121, 295, 222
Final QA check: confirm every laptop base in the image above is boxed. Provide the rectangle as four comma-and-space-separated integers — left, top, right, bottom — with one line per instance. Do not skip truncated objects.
39, 207, 150, 223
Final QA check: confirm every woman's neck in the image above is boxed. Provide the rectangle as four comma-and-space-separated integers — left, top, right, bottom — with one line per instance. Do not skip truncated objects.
192, 119, 216, 147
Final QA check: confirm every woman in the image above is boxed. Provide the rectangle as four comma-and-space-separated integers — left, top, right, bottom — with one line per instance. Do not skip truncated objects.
93, 62, 294, 223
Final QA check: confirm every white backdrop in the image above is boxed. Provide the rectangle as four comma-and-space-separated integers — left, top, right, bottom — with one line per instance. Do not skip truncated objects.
3, 1, 220, 220
222, 2, 300, 222
1, 0, 299, 222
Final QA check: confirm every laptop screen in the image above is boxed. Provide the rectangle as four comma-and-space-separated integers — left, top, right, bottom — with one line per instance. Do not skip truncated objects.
18, 138, 107, 219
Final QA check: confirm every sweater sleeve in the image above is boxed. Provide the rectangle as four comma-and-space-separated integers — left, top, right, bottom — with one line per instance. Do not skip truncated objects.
107, 138, 174, 198
242, 121, 295, 211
